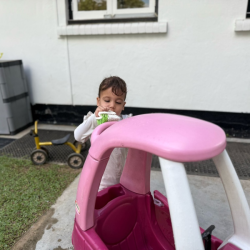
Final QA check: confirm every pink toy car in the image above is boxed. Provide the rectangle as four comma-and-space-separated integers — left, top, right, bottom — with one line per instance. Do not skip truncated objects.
72, 114, 250, 250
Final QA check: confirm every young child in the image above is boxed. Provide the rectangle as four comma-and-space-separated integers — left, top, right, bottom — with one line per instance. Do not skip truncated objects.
74, 76, 132, 191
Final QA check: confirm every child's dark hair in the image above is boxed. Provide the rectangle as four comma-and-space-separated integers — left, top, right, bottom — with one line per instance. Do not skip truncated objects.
99, 76, 127, 100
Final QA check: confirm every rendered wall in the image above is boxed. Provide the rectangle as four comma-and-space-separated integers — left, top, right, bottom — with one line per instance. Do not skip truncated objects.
0, 0, 250, 113
0, 1, 72, 104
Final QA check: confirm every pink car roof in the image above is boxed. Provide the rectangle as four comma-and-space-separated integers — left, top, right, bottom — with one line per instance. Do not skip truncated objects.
90, 113, 226, 162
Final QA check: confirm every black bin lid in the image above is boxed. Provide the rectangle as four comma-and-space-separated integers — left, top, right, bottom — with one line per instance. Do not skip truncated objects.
0, 60, 22, 68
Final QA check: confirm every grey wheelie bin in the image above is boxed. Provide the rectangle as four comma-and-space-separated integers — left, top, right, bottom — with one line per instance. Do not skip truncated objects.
0, 60, 32, 134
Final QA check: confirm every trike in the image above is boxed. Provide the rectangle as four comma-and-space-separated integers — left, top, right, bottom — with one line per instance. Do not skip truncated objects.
30, 120, 87, 169
72, 113, 250, 249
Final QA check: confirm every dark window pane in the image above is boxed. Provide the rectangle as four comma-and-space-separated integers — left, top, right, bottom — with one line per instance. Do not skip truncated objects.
247, 0, 250, 18
117, 0, 149, 9
78, 0, 107, 11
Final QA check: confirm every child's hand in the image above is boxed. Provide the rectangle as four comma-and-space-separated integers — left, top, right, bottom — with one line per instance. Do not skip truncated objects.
95, 106, 110, 117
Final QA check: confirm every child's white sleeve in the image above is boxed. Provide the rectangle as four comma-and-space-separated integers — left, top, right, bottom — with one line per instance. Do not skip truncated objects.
74, 112, 98, 143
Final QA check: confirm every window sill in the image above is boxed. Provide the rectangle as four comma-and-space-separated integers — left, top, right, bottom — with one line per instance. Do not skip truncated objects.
57, 22, 167, 36
235, 19, 250, 31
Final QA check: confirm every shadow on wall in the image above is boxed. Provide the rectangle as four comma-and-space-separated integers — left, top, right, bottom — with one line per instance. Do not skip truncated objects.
23, 66, 34, 105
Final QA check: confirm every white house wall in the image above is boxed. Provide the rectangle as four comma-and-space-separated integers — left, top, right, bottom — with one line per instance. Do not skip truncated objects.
0, 0, 72, 104
1, 0, 250, 113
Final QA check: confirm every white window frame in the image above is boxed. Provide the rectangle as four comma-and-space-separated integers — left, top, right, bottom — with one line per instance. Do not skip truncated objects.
72, 0, 156, 20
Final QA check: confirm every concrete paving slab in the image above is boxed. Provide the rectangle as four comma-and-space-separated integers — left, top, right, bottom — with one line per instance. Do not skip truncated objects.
151, 171, 250, 241
34, 171, 250, 249
35, 175, 80, 250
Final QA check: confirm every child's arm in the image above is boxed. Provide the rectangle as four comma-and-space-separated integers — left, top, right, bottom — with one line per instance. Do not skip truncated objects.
74, 112, 98, 143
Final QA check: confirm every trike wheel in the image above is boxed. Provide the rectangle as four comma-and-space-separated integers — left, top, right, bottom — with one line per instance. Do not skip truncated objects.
33, 147, 49, 157
31, 149, 48, 165
67, 153, 85, 169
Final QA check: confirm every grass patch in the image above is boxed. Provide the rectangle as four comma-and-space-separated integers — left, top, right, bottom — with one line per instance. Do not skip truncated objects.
0, 156, 81, 249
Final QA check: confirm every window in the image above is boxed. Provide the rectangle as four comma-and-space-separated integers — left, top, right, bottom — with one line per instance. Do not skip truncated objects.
57, 0, 166, 36
247, 0, 250, 18
71, 0, 157, 21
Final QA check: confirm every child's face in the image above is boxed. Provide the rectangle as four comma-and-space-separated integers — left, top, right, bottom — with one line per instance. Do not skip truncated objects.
97, 87, 126, 116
